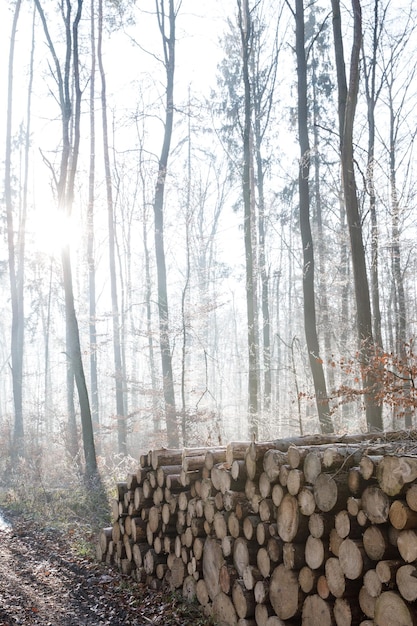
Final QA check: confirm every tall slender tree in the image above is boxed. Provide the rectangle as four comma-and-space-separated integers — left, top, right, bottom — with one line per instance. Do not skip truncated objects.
331, 0, 383, 431
35, 0, 99, 477
5, 0, 24, 458
153, 0, 180, 447
293, 0, 333, 433
98, 0, 127, 454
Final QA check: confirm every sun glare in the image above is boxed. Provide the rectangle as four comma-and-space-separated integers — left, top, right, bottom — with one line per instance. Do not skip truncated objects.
32, 205, 79, 257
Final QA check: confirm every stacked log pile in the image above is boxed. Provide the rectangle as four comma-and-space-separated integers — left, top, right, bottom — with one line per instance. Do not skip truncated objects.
97, 431, 417, 625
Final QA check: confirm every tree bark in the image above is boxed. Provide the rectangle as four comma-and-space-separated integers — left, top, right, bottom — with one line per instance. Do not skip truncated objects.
295, 0, 332, 434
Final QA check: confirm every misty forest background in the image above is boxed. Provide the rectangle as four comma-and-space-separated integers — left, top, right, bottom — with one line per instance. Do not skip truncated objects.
1, 0, 417, 479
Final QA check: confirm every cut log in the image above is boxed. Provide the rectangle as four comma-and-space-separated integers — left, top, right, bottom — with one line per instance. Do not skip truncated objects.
303, 451, 322, 485
277, 493, 309, 542
226, 442, 251, 465
406, 482, 417, 511
374, 590, 417, 626
283, 542, 306, 570
203, 537, 224, 600
169, 556, 185, 589
389, 499, 417, 530
254, 579, 269, 603
257, 547, 271, 578
212, 591, 238, 625
375, 558, 403, 584
361, 486, 390, 524
309, 512, 334, 539
362, 525, 397, 561
333, 597, 356, 626
301, 594, 333, 626
263, 449, 288, 482
266, 536, 283, 563
396, 564, 417, 602
305, 535, 327, 570
325, 557, 345, 598
339, 538, 370, 580
298, 566, 320, 594
242, 565, 262, 591
196, 578, 210, 606
359, 454, 383, 480
397, 529, 417, 562
287, 469, 305, 495
232, 579, 256, 618
314, 473, 344, 512
269, 563, 304, 619
254, 603, 275, 626
297, 486, 316, 516
219, 564, 239, 594
377, 455, 417, 496
233, 537, 257, 576
363, 569, 381, 598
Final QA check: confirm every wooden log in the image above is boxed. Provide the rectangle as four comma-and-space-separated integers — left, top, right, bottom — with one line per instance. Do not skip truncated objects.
346, 496, 361, 516
396, 564, 417, 602
363, 569, 382, 598
305, 535, 328, 570
228, 511, 242, 539
303, 451, 322, 485
226, 441, 251, 466
221, 535, 234, 558
203, 537, 225, 601
150, 448, 183, 470
309, 512, 334, 539
271, 483, 284, 507
223, 490, 247, 512
233, 537, 258, 576
339, 538, 372, 580
287, 469, 305, 495
219, 563, 239, 594
361, 486, 390, 524
406, 483, 417, 511
322, 445, 362, 471
316, 575, 331, 600
182, 575, 197, 602
325, 557, 345, 598
204, 447, 227, 470
298, 486, 316, 516
255, 603, 275, 626
283, 542, 306, 570
213, 510, 229, 540
298, 565, 320, 594
231, 459, 248, 482
347, 466, 366, 495
359, 454, 383, 480
362, 525, 397, 561
335, 509, 362, 539
377, 455, 417, 496
212, 591, 238, 625
375, 558, 403, 584
266, 536, 283, 564
269, 563, 304, 620
263, 449, 288, 481
287, 444, 309, 469
257, 547, 271, 578
254, 579, 269, 603
243, 515, 261, 541
374, 590, 417, 626
359, 586, 376, 619
397, 529, 417, 562
196, 578, 210, 606
389, 499, 417, 530
258, 474, 272, 500
277, 493, 309, 542
314, 473, 348, 512
333, 597, 360, 626
232, 579, 256, 618
99, 527, 113, 554
301, 594, 333, 626
259, 498, 275, 522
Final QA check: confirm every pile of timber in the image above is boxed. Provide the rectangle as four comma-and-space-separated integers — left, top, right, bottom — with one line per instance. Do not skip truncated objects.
96, 430, 417, 625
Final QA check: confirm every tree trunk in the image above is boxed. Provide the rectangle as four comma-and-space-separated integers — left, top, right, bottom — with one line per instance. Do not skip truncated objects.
153, 0, 179, 447
98, 0, 127, 454
332, 0, 383, 431
238, 0, 259, 436
295, 0, 332, 433
5, 0, 24, 458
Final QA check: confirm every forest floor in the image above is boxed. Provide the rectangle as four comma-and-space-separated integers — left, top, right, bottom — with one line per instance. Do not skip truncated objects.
0, 508, 212, 626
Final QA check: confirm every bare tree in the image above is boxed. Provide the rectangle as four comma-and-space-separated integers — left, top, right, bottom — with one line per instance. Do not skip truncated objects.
5, 0, 25, 458
152, 0, 180, 447
331, 0, 383, 431
292, 0, 333, 433
98, 0, 127, 454
35, 0, 98, 477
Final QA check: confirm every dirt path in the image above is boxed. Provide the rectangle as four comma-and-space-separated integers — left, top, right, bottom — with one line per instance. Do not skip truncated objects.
0, 510, 209, 626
